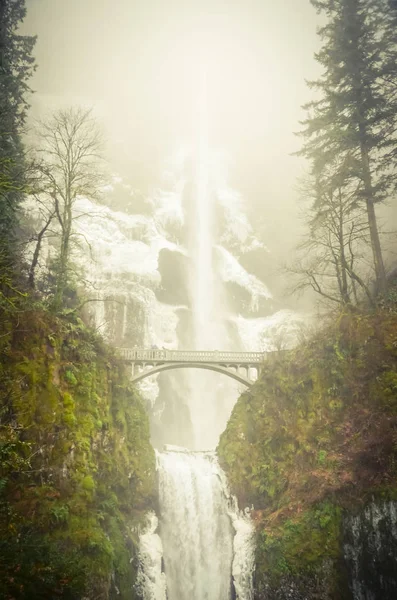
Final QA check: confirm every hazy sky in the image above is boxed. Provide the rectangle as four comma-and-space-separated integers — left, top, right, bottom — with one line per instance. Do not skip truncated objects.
24, 0, 322, 255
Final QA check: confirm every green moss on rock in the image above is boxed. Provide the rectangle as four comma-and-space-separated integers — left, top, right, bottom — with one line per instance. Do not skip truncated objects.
0, 309, 156, 599
218, 309, 397, 599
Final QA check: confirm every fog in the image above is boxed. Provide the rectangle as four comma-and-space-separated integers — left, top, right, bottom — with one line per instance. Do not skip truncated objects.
24, 0, 323, 268
4, 3, 397, 596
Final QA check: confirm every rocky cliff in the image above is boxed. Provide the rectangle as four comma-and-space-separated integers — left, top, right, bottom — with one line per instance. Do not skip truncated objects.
218, 305, 397, 600
0, 305, 155, 599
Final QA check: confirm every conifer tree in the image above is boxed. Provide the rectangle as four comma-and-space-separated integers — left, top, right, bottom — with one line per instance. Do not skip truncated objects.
298, 0, 397, 293
0, 0, 36, 267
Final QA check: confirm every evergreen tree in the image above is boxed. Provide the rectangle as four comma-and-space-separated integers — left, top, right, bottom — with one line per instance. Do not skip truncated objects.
0, 0, 36, 267
298, 0, 397, 293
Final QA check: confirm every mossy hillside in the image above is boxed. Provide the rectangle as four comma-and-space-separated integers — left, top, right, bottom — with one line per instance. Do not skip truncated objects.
218, 309, 397, 596
0, 308, 156, 599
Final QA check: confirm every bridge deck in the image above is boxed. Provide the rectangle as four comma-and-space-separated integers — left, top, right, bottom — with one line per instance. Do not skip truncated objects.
118, 348, 266, 364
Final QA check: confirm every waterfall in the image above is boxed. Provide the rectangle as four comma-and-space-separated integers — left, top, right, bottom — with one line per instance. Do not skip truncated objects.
136, 70, 255, 600
184, 70, 241, 450
135, 513, 167, 600
191, 70, 213, 350
137, 448, 255, 600
158, 450, 234, 600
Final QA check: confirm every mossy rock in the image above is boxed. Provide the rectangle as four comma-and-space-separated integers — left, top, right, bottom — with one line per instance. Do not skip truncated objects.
0, 307, 156, 598
218, 309, 397, 600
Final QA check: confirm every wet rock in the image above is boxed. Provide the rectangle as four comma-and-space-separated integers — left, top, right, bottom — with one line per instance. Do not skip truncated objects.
156, 248, 189, 305
343, 501, 397, 600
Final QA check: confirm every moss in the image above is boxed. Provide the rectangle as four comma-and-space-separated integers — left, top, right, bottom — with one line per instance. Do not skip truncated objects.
0, 307, 156, 599
81, 475, 95, 492
218, 309, 397, 599
256, 502, 342, 586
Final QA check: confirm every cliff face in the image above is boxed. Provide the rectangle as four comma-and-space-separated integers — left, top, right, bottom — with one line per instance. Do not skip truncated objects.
25, 174, 289, 448
218, 306, 397, 600
0, 307, 156, 599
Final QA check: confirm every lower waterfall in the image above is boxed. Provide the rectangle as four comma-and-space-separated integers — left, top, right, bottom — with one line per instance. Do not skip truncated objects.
136, 448, 255, 600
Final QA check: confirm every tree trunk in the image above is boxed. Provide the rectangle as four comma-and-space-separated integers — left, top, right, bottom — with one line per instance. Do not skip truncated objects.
337, 189, 350, 304
53, 218, 71, 310
347, 0, 387, 294
360, 142, 386, 293
28, 214, 54, 289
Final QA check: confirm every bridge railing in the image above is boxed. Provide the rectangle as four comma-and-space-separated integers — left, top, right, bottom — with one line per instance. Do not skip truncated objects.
118, 348, 266, 363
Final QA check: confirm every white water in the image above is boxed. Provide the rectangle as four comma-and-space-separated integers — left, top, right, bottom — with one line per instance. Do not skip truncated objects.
158, 450, 234, 600
136, 75, 256, 599
184, 71, 242, 450
135, 513, 167, 600
137, 449, 255, 600
191, 71, 214, 349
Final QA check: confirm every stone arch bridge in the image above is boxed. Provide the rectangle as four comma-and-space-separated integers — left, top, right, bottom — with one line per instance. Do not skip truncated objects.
118, 348, 269, 387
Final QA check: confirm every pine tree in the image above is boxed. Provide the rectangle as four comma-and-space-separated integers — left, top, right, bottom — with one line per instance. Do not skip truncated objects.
298, 0, 397, 293
0, 0, 36, 268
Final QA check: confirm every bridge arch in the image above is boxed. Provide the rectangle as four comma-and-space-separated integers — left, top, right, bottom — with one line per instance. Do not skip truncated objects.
131, 362, 253, 387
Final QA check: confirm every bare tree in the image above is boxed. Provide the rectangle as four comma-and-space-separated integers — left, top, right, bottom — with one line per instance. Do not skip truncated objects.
34, 107, 104, 309
287, 164, 375, 308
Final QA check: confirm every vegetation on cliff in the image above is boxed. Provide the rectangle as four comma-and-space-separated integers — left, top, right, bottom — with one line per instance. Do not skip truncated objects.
0, 300, 156, 599
218, 296, 397, 597
0, 4, 158, 598
219, 1, 397, 592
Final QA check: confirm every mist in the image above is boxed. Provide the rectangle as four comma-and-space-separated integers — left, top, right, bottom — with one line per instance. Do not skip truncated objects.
3, 1, 397, 598
24, 0, 323, 272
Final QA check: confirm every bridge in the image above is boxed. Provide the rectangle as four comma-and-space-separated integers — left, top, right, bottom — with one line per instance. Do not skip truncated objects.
118, 348, 268, 387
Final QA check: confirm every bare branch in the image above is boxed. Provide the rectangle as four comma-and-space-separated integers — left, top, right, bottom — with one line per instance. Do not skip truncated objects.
28, 106, 106, 309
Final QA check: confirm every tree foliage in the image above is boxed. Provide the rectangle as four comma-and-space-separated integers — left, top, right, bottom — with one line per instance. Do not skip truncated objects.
0, 0, 36, 266
297, 0, 397, 293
